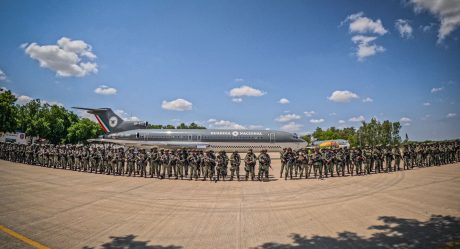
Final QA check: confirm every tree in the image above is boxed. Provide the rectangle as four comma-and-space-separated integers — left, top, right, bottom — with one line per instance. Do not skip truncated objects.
163, 124, 176, 129
0, 90, 18, 132
66, 118, 103, 144
301, 134, 312, 144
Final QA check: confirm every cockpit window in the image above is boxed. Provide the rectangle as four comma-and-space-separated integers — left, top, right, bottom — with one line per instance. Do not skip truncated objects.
293, 133, 299, 139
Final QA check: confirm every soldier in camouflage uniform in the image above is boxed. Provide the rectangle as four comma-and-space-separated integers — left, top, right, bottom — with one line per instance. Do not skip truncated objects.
284, 148, 296, 180
229, 151, 241, 181
244, 149, 257, 181
202, 151, 215, 181
187, 150, 199, 180
215, 151, 226, 181
137, 148, 147, 177
280, 148, 287, 178
126, 147, 135, 176
147, 148, 158, 178
257, 149, 271, 181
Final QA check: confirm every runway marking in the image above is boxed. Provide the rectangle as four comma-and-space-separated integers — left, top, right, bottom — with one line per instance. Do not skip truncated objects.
0, 224, 50, 249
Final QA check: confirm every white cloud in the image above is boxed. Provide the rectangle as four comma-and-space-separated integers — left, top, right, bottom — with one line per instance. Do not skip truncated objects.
410, 0, 460, 42
114, 109, 140, 121
351, 35, 385, 61
42, 100, 64, 107
342, 13, 387, 61
328, 90, 359, 102
349, 115, 365, 122
94, 85, 117, 95
280, 122, 303, 132
310, 118, 325, 124
232, 98, 243, 103
423, 102, 431, 106
362, 97, 373, 103
161, 98, 193, 111
338, 120, 346, 124
400, 117, 412, 126
207, 119, 246, 129
343, 12, 388, 35
275, 114, 301, 122
420, 22, 436, 32
304, 111, 315, 117
77, 110, 97, 122
278, 98, 290, 104
23, 37, 98, 77
16, 95, 34, 105
431, 87, 444, 93
447, 113, 457, 118
229, 85, 266, 97
248, 125, 264, 130
0, 69, 6, 81
234, 78, 244, 82
395, 19, 414, 39
329, 112, 337, 116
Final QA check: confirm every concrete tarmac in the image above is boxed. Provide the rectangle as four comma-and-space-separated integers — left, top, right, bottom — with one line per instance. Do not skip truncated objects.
1, 159, 460, 249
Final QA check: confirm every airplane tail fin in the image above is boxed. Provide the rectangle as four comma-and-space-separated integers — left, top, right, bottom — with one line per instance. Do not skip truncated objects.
73, 107, 125, 133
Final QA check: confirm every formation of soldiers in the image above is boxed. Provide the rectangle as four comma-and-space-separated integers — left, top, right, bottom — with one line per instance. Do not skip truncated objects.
280, 141, 460, 180
1, 141, 458, 181
0, 142, 273, 182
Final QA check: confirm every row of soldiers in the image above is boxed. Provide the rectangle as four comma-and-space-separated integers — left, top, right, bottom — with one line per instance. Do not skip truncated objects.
280, 141, 460, 180
0, 142, 272, 182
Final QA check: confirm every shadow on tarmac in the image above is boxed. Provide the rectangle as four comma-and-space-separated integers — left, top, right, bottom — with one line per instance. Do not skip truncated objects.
82, 234, 182, 249
252, 215, 460, 249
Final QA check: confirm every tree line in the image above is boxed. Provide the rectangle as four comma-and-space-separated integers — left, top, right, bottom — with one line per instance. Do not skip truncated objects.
301, 118, 403, 147
0, 90, 205, 144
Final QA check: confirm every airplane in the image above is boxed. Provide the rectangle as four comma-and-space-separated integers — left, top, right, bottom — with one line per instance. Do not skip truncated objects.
74, 107, 308, 152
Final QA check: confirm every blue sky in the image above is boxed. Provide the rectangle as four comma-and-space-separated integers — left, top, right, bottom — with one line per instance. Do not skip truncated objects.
0, 0, 459, 140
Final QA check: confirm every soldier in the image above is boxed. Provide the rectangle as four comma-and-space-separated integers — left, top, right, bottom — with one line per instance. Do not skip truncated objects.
188, 150, 199, 180
176, 149, 186, 180
75, 145, 82, 171
216, 151, 226, 181
137, 148, 147, 177
81, 146, 89, 172
335, 148, 345, 177
202, 151, 215, 181
312, 148, 324, 179
384, 145, 393, 173
324, 149, 334, 177
126, 147, 135, 176
159, 149, 169, 179
353, 147, 364, 175
244, 149, 257, 181
115, 147, 124, 175
344, 147, 352, 175
197, 150, 203, 178
284, 148, 296, 180
402, 145, 411, 170
280, 148, 287, 178
107, 148, 115, 175
297, 150, 308, 179
147, 148, 157, 178
257, 149, 271, 181
229, 151, 241, 181
393, 145, 402, 171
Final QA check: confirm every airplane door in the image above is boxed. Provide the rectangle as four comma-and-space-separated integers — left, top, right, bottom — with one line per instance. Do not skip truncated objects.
269, 133, 275, 143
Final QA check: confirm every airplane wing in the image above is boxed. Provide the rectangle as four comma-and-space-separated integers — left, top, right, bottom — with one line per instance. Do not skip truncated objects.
87, 138, 210, 149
